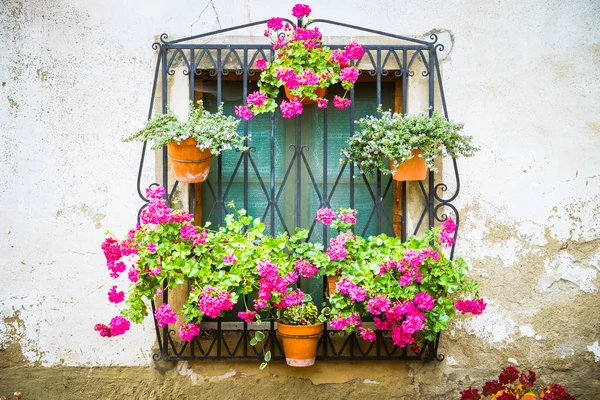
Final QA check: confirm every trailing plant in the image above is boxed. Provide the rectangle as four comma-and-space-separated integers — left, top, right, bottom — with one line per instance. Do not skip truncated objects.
278, 298, 330, 326
340, 107, 479, 176
124, 100, 246, 154
460, 365, 576, 400
315, 206, 485, 351
234, 3, 364, 120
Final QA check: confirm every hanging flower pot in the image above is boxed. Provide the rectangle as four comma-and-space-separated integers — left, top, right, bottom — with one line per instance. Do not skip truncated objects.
326, 274, 340, 296
277, 321, 323, 367
284, 85, 326, 105
167, 138, 213, 183
390, 150, 428, 181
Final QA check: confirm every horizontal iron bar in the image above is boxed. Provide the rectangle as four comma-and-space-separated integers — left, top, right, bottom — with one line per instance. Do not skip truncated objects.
164, 44, 430, 51
159, 354, 436, 361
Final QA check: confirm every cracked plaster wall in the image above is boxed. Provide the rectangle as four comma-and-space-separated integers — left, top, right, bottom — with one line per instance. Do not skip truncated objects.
1, 0, 599, 398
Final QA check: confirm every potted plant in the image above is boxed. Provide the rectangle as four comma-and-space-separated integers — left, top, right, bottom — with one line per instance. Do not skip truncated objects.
460, 366, 576, 400
324, 212, 486, 352
340, 107, 479, 181
276, 300, 329, 367
124, 101, 246, 183
234, 3, 364, 120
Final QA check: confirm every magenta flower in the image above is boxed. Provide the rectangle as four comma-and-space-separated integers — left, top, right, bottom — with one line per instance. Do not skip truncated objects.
315, 207, 336, 225
146, 242, 157, 254
340, 67, 359, 83
108, 285, 125, 304
455, 298, 487, 315
291, 3, 311, 18
238, 311, 257, 323
192, 230, 207, 246
317, 98, 328, 108
267, 17, 283, 30
367, 295, 391, 315
336, 278, 366, 302
145, 186, 166, 199
413, 292, 435, 311
294, 258, 318, 278
344, 41, 364, 60
359, 328, 376, 342
235, 105, 254, 121
199, 286, 235, 318
95, 316, 131, 338
330, 49, 349, 67
247, 91, 267, 107
180, 225, 198, 241
255, 58, 267, 70
178, 322, 201, 342
391, 325, 414, 347
276, 68, 301, 89
280, 98, 303, 119
338, 208, 357, 224
155, 303, 178, 328
222, 251, 238, 265
127, 267, 139, 283
299, 69, 319, 86
333, 95, 352, 109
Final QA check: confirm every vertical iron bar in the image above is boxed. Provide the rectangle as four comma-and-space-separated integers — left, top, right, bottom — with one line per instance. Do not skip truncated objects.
376, 48, 382, 233
217, 49, 223, 226
296, 115, 301, 228
428, 47, 435, 229
162, 281, 169, 359
161, 45, 168, 200
189, 49, 196, 217
216, 48, 223, 358
270, 114, 275, 234
401, 49, 408, 241
243, 48, 249, 357
322, 98, 328, 358
349, 87, 355, 209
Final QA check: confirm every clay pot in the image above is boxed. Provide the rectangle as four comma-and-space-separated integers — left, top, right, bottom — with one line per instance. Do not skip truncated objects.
326, 275, 340, 296
167, 137, 212, 183
390, 149, 428, 181
277, 322, 323, 367
284, 86, 326, 105
522, 392, 538, 400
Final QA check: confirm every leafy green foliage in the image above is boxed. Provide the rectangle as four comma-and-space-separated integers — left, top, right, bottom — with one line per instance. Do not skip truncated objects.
124, 101, 246, 155
341, 107, 479, 176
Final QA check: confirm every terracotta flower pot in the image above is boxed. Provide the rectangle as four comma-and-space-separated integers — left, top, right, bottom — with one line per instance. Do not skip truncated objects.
167, 137, 213, 183
284, 86, 326, 105
327, 275, 340, 297
277, 322, 323, 367
390, 149, 428, 181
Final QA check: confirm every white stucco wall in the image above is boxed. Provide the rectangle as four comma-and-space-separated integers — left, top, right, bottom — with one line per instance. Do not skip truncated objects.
1, 0, 599, 374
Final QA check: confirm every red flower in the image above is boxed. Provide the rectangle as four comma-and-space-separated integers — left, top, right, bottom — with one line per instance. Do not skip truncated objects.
496, 393, 517, 400
459, 388, 481, 400
482, 380, 505, 396
498, 366, 520, 384
541, 384, 576, 400
519, 370, 536, 387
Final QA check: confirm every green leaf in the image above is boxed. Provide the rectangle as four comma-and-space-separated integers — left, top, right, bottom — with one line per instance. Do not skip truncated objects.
250, 338, 258, 346
259, 362, 268, 370
255, 331, 265, 342
264, 350, 272, 362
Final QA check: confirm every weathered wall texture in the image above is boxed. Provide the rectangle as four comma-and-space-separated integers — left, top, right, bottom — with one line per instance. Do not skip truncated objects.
1, 0, 599, 398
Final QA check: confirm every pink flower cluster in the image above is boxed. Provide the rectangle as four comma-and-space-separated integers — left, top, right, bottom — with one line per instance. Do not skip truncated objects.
235, 105, 254, 121
455, 298, 486, 315
330, 42, 364, 67
127, 267, 139, 283
267, 17, 283, 30
339, 67, 359, 83
101, 237, 126, 278
315, 207, 336, 225
155, 303, 178, 328
294, 258, 318, 278
255, 58, 267, 70
439, 217, 457, 247
146, 242, 157, 253
299, 69, 319, 86
326, 231, 355, 261
333, 95, 352, 109
369, 298, 428, 347
336, 277, 366, 302
276, 68, 301, 89
413, 292, 435, 311
367, 295, 391, 315
254, 260, 299, 309
238, 310, 257, 323
179, 224, 207, 247
198, 286, 235, 318
140, 186, 194, 226
108, 285, 125, 304
247, 91, 267, 107
222, 252, 238, 265
330, 312, 362, 330
294, 27, 322, 45
359, 327, 376, 342
338, 208, 357, 224
178, 322, 201, 342
280, 98, 303, 119
317, 98, 328, 108
95, 316, 131, 338
275, 289, 305, 309
378, 248, 439, 287
291, 3, 311, 18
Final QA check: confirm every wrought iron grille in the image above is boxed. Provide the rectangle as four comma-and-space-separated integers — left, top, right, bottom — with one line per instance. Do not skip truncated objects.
136, 19, 459, 362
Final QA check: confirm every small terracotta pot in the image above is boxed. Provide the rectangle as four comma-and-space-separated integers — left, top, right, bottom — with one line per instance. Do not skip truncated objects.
326, 275, 340, 296
277, 322, 323, 367
390, 149, 428, 181
284, 86, 326, 105
167, 137, 213, 183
